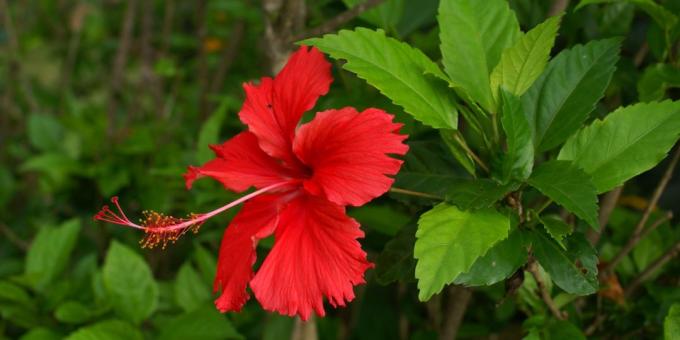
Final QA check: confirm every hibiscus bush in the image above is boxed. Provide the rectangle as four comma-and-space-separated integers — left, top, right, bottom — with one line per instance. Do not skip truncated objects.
1, 0, 680, 339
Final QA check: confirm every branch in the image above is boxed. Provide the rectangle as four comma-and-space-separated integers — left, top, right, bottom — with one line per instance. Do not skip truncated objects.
389, 187, 443, 200
587, 186, 623, 245
527, 259, 566, 320
291, 316, 318, 340
292, 0, 385, 41
439, 286, 472, 340
0, 223, 29, 251
624, 240, 680, 297
604, 146, 680, 274
548, 0, 570, 16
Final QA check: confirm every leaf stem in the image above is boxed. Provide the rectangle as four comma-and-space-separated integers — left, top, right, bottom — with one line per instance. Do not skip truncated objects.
535, 199, 553, 215
527, 258, 567, 320
452, 132, 490, 173
389, 187, 443, 200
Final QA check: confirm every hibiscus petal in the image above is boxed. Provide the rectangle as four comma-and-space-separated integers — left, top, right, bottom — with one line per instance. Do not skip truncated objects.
239, 46, 332, 164
184, 132, 291, 192
214, 194, 283, 312
250, 195, 372, 321
293, 107, 409, 206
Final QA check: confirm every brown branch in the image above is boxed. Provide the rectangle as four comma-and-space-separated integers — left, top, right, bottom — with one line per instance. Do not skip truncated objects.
439, 286, 472, 340
548, 0, 570, 16
584, 314, 607, 336
292, 0, 385, 41
0, 223, 29, 251
587, 186, 623, 245
624, 240, 680, 297
528, 259, 566, 320
291, 317, 318, 340
263, 0, 307, 72
604, 146, 680, 274
634, 42, 649, 67
107, 0, 138, 136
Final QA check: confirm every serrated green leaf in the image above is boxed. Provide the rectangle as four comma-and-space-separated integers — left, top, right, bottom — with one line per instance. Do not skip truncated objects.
102, 241, 158, 324
558, 100, 680, 192
25, 219, 81, 291
446, 179, 516, 210
576, 0, 678, 30
66, 319, 143, 340
304, 28, 457, 129
439, 0, 520, 111
454, 229, 529, 286
499, 89, 534, 182
415, 203, 510, 300
490, 15, 561, 102
375, 223, 417, 285
665, 303, 680, 340
158, 305, 243, 340
532, 231, 598, 295
522, 38, 621, 151
528, 160, 599, 229
638, 64, 680, 102
539, 215, 573, 249
175, 262, 210, 312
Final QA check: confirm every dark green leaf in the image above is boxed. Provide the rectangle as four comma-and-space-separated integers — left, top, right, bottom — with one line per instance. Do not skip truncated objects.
66, 320, 143, 340
454, 229, 529, 286
638, 64, 680, 102
499, 89, 534, 182
576, 0, 678, 30
304, 28, 458, 129
528, 160, 599, 229
158, 306, 243, 340
439, 0, 520, 111
539, 215, 573, 249
25, 219, 81, 290
27, 113, 64, 152
446, 179, 516, 210
102, 241, 158, 324
415, 203, 511, 300
55, 301, 92, 324
375, 223, 417, 285
522, 38, 621, 151
558, 100, 680, 192
532, 231, 598, 295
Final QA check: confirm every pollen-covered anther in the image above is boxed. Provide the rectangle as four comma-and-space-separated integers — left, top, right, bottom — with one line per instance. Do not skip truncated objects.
139, 211, 205, 249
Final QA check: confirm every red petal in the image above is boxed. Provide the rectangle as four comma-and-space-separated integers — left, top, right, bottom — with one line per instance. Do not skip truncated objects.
183, 132, 292, 192
214, 194, 283, 312
293, 107, 409, 206
250, 195, 372, 321
238, 46, 332, 164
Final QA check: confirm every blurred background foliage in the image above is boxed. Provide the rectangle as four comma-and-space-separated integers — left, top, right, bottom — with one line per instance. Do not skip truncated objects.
0, 0, 679, 339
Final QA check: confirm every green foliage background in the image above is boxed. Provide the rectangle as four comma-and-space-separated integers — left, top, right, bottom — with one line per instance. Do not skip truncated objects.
1, 0, 679, 339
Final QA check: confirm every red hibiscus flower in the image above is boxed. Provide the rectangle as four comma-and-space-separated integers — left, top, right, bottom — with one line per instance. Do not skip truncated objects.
95, 46, 408, 320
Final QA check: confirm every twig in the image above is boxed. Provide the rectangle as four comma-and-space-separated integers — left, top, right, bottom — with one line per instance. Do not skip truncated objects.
605, 146, 680, 274
389, 187, 443, 200
0, 223, 29, 251
208, 20, 246, 102
292, 0, 385, 41
624, 240, 680, 297
291, 316, 318, 340
587, 186, 623, 245
107, 0, 138, 136
527, 259, 566, 320
439, 286, 472, 340
634, 42, 649, 67
453, 132, 490, 174
548, 0, 570, 16
585, 314, 607, 336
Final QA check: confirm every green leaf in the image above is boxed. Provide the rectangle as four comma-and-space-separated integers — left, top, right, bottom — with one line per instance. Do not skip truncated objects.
490, 15, 561, 101
342, 0, 405, 34
20, 328, 62, 340
539, 215, 573, 249
25, 219, 81, 290
576, 0, 678, 30
454, 229, 529, 286
439, 0, 520, 111
196, 103, 226, 163
348, 205, 410, 236
66, 320, 143, 340
446, 179, 516, 210
175, 262, 210, 312
499, 89, 534, 182
532, 231, 598, 295
638, 64, 680, 102
528, 160, 599, 229
415, 203, 510, 300
375, 223, 417, 285
193, 244, 218, 285
440, 130, 476, 176
522, 38, 621, 151
55, 301, 92, 324
665, 303, 680, 340
303, 28, 458, 129
102, 241, 159, 324
27, 113, 64, 152
158, 306, 243, 340
0, 281, 33, 307
558, 100, 680, 193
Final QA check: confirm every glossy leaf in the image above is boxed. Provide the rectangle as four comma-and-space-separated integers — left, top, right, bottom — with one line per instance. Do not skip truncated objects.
454, 229, 529, 286
490, 15, 561, 101
102, 241, 159, 324
439, 0, 520, 111
532, 231, 599, 295
528, 160, 599, 229
415, 203, 510, 300
499, 89, 534, 182
558, 100, 680, 193
522, 38, 621, 151
304, 28, 458, 129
